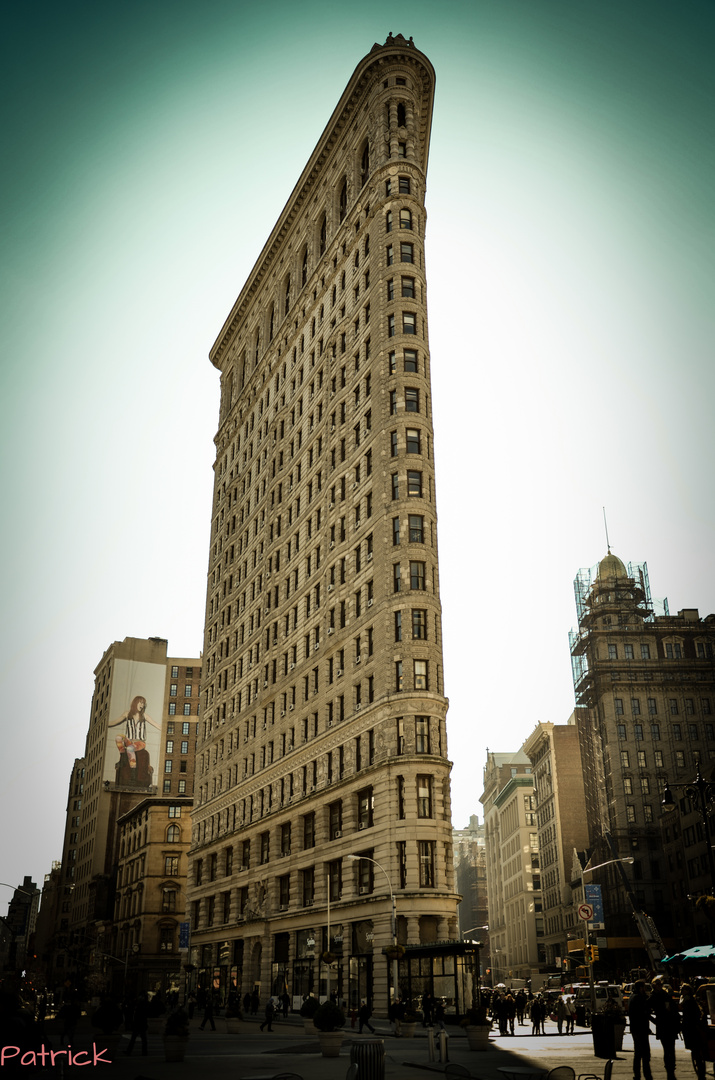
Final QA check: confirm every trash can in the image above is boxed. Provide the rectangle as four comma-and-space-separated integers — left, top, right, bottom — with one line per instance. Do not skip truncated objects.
350, 1038, 385, 1080
591, 1014, 616, 1060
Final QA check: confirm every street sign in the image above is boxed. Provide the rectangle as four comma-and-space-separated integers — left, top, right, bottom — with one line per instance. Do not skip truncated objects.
585, 883, 605, 930
578, 903, 594, 921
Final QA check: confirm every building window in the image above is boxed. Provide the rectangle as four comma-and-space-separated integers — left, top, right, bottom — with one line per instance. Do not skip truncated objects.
389, 391, 398, 416
168, 703, 176, 716
166, 740, 174, 754
617, 724, 626, 740
624, 645, 634, 659
404, 348, 418, 372
171, 666, 179, 678
408, 515, 424, 543
169, 805, 182, 818
302, 867, 315, 906
608, 645, 618, 660
631, 698, 641, 715
402, 277, 415, 298
614, 698, 624, 715
405, 387, 419, 412
393, 563, 401, 592
626, 805, 636, 824
402, 311, 417, 335
394, 611, 402, 642
388, 314, 396, 337
395, 661, 403, 692
329, 801, 343, 840
260, 832, 270, 864
392, 517, 400, 546
328, 859, 342, 901
183, 704, 191, 716
163, 779, 171, 793
178, 779, 186, 793
390, 431, 398, 457
400, 242, 414, 263
620, 750, 630, 768
184, 684, 192, 697
407, 471, 422, 497
641, 644, 651, 659
651, 724, 660, 741
406, 428, 421, 454
391, 473, 399, 500
415, 716, 430, 753
670, 699, 679, 715
399, 209, 412, 229
164, 760, 173, 773
162, 888, 177, 913
417, 775, 432, 817
399, 176, 411, 194
357, 787, 373, 829
279, 874, 290, 910
170, 684, 178, 696
165, 856, 179, 876
414, 660, 428, 690
410, 561, 425, 590
419, 841, 435, 886
623, 778, 633, 795
412, 609, 427, 640
167, 824, 180, 843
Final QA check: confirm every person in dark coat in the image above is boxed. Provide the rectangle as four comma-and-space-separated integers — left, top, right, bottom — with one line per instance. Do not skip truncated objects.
680, 983, 707, 1080
651, 979, 680, 1080
259, 998, 275, 1032
281, 992, 290, 1018
199, 995, 216, 1031
629, 980, 654, 1080
124, 994, 149, 1056
358, 1000, 376, 1034
251, 990, 260, 1016
530, 996, 543, 1036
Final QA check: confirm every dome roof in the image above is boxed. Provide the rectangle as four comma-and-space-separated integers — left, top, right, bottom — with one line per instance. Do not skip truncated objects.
597, 551, 628, 580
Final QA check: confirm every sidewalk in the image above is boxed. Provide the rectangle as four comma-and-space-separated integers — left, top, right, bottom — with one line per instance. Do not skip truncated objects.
30, 1014, 703, 1079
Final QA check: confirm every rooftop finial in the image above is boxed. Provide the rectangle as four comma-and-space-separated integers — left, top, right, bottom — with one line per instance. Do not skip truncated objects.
603, 507, 611, 554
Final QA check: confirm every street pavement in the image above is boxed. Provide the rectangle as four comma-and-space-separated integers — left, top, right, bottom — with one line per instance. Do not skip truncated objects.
28, 1013, 709, 1079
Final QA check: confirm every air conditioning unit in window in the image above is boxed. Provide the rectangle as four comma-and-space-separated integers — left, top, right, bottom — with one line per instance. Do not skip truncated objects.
352, 482, 359, 490
327, 627, 334, 635
367, 553, 373, 561
358, 822, 366, 831
330, 540, 335, 549
328, 583, 334, 592
289, 703, 295, 711
263, 681, 268, 688
355, 703, 361, 711
280, 710, 286, 717
355, 519, 361, 527
239, 864, 247, 872
355, 656, 361, 664
290, 663, 296, 670
359, 885, 369, 894
314, 643, 320, 651
279, 903, 289, 911
367, 599, 373, 607
280, 851, 290, 858
337, 669, 343, 677
333, 830, 342, 839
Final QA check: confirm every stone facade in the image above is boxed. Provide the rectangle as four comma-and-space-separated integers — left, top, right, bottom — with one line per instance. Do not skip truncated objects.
188, 35, 458, 1017
522, 716, 590, 973
51, 636, 200, 989
570, 551, 715, 955
480, 750, 540, 984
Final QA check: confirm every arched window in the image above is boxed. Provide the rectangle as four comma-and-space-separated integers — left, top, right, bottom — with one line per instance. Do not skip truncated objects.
301, 249, 308, 287
339, 179, 348, 222
167, 824, 180, 843
360, 141, 369, 187
399, 209, 412, 230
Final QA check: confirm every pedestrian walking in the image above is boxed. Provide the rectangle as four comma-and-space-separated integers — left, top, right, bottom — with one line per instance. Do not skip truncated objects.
259, 999, 275, 1032
565, 995, 576, 1034
530, 996, 543, 1036
681, 984, 707, 1080
651, 979, 680, 1080
199, 995, 216, 1031
124, 994, 149, 1057
629, 980, 654, 1080
515, 988, 526, 1025
358, 1000, 376, 1034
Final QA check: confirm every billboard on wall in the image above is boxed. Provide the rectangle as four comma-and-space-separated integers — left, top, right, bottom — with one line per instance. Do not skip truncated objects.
103, 659, 165, 790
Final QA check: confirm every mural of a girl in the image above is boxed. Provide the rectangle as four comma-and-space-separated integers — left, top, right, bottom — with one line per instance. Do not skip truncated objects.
108, 695, 161, 783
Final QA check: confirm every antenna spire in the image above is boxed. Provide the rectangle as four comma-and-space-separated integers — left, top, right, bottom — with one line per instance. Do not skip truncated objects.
603, 507, 611, 553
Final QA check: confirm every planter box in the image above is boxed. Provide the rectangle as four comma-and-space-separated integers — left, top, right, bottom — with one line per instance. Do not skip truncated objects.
163, 1035, 188, 1062
465, 1023, 492, 1051
318, 1030, 344, 1057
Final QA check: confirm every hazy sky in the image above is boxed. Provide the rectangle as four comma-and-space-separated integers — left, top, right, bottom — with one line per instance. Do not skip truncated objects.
1, 0, 714, 904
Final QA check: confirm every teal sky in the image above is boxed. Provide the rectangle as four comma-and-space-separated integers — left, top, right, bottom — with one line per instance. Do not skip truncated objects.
1, 0, 714, 894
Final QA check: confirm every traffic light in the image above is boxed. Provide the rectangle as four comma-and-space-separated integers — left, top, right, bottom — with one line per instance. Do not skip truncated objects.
584, 946, 592, 963
591, 945, 600, 962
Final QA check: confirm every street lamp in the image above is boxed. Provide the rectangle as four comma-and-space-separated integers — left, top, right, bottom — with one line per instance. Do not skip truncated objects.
579, 856, 635, 1019
461, 926, 488, 1008
662, 764, 715, 893
347, 855, 398, 1004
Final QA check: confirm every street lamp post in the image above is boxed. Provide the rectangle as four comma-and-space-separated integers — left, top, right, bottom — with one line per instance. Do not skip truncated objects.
347, 855, 398, 1007
579, 856, 634, 1020
461, 925, 488, 1009
662, 765, 715, 894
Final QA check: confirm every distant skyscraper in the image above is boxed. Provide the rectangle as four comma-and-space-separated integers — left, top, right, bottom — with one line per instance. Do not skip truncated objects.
189, 35, 459, 1015
570, 551, 715, 954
